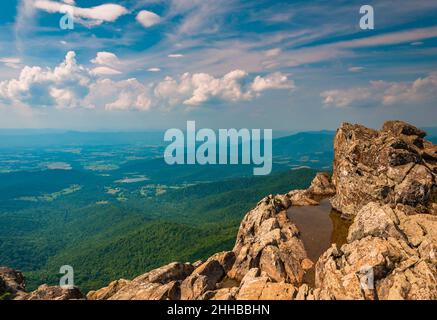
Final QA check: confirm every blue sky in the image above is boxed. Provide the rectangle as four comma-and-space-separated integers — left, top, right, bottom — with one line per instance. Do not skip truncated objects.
0, 0, 436, 131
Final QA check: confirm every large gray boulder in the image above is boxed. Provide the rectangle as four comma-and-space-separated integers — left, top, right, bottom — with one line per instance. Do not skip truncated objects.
331, 121, 436, 217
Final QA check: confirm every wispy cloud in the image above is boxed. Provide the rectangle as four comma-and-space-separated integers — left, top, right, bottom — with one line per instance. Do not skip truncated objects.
339, 26, 437, 48
14, 0, 38, 55
0, 57, 22, 69
90, 66, 122, 76
348, 66, 364, 72
321, 72, 437, 108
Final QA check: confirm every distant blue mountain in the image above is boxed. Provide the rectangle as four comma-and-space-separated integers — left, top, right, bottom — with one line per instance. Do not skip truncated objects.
0, 130, 166, 147
272, 131, 334, 156
116, 131, 335, 182
0, 129, 334, 149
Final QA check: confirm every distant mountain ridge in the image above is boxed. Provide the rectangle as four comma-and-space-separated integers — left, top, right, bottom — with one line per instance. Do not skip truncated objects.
0, 131, 166, 148
115, 131, 335, 182
0, 129, 335, 148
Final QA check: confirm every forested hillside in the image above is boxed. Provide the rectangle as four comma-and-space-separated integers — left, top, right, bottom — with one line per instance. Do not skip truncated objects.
1, 167, 317, 292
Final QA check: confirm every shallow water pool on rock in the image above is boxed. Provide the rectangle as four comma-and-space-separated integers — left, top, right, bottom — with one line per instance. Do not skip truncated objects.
287, 198, 353, 285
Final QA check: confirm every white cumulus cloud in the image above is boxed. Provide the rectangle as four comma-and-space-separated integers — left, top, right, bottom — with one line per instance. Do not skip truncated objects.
0, 51, 90, 108
85, 78, 152, 111
251, 72, 295, 93
90, 52, 121, 76
91, 51, 120, 67
136, 10, 161, 28
0, 52, 295, 111
154, 70, 294, 106
34, 0, 128, 26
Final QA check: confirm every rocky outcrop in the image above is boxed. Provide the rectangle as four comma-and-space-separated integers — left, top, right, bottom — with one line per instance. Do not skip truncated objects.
86, 279, 130, 300
0, 267, 26, 299
309, 172, 336, 196
228, 194, 308, 284
347, 202, 406, 242
331, 121, 436, 218
235, 268, 296, 300
88, 262, 194, 300
315, 203, 437, 300
17, 284, 85, 300
3, 120, 436, 300
286, 172, 336, 206
180, 252, 234, 300
0, 267, 85, 300
316, 121, 437, 300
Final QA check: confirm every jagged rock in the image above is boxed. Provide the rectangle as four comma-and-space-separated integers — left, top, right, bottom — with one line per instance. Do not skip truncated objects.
134, 261, 194, 284
180, 252, 235, 300
228, 194, 308, 285
287, 173, 336, 206
109, 281, 180, 300
331, 121, 436, 217
305, 287, 319, 300
347, 202, 405, 242
87, 279, 131, 300
202, 287, 239, 300
295, 284, 309, 300
180, 259, 225, 300
315, 245, 365, 300
19, 284, 85, 300
382, 121, 426, 138
234, 268, 297, 300
192, 260, 204, 269
257, 282, 297, 300
89, 262, 194, 300
0, 267, 26, 299
259, 245, 287, 282
0, 267, 85, 300
308, 172, 336, 196
301, 258, 314, 271
207, 251, 236, 273
376, 260, 437, 300
315, 236, 419, 300
395, 165, 435, 208
316, 197, 437, 301
399, 214, 437, 251
236, 276, 269, 300
288, 190, 319, 206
